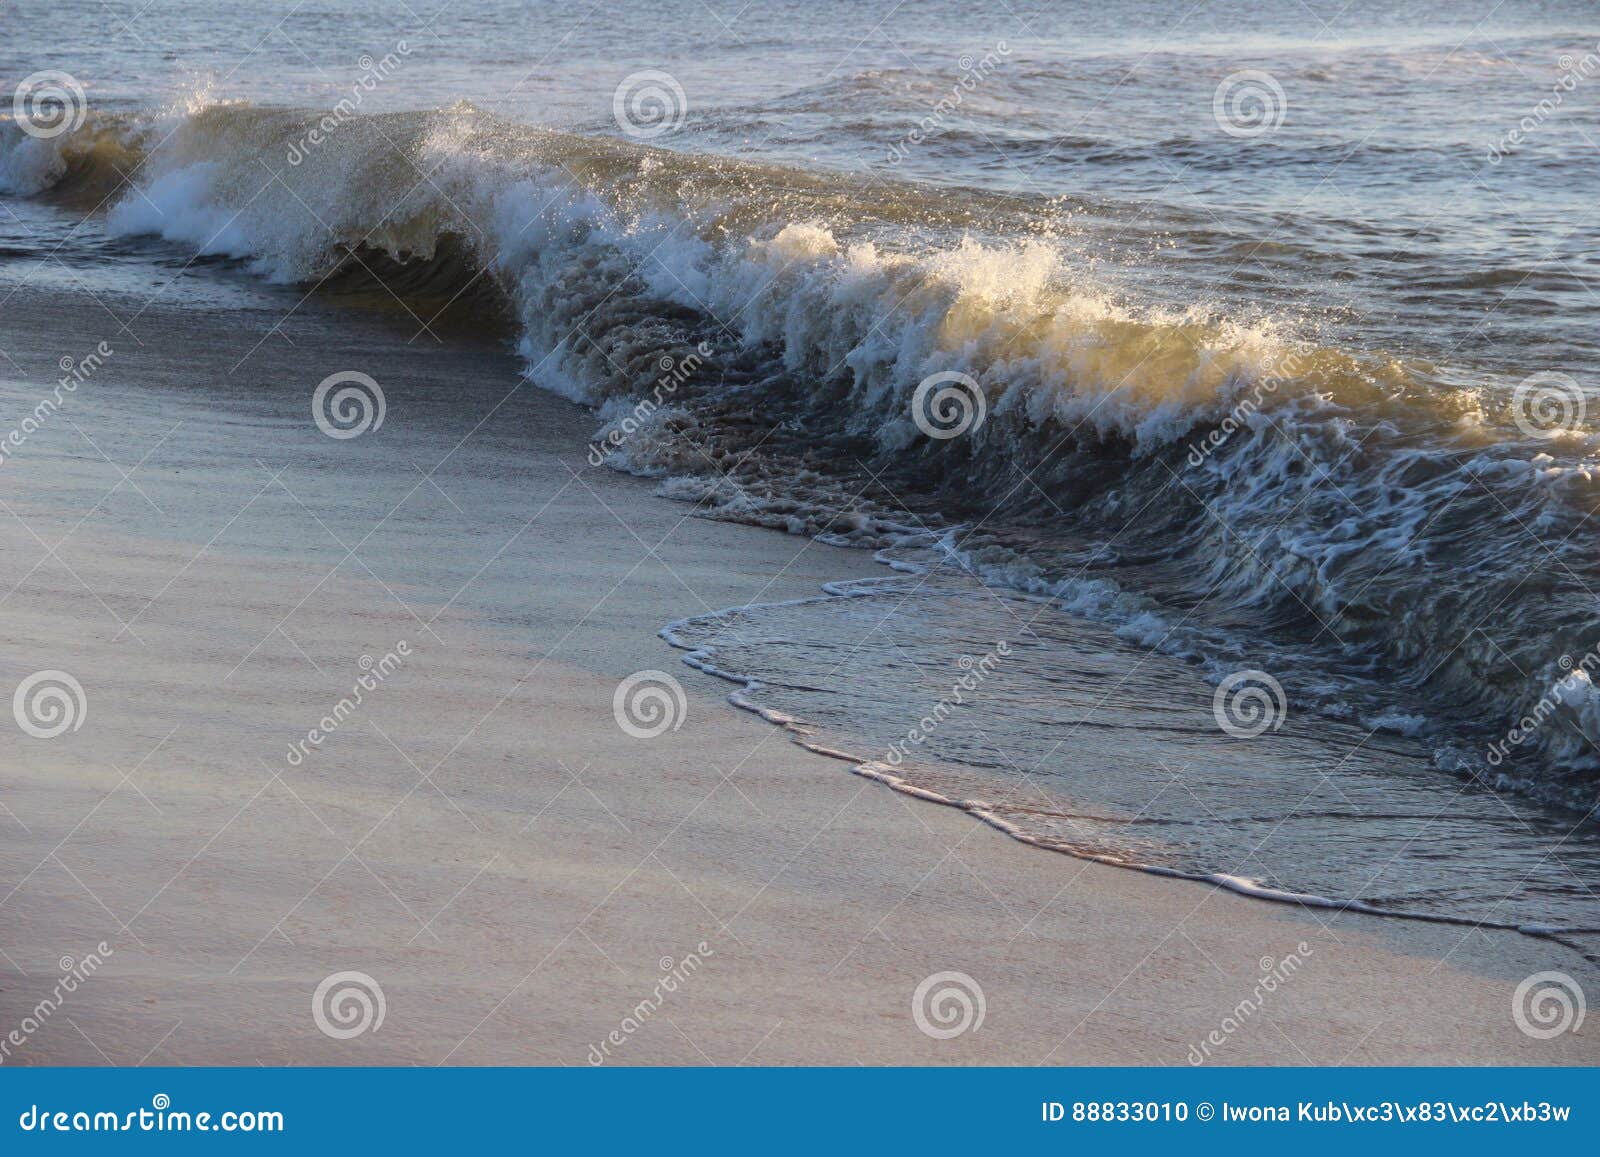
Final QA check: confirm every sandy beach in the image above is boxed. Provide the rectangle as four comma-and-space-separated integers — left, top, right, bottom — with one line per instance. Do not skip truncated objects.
0, 284, 1591, 1066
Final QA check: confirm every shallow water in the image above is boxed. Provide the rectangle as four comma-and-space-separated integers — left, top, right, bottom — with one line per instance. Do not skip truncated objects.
668, 566, 1600, 941
4, 0, 1600, 935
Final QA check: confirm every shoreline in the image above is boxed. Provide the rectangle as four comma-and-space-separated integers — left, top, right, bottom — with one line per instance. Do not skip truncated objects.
0, 283, 1594, 1065
665, 584, 1600, 953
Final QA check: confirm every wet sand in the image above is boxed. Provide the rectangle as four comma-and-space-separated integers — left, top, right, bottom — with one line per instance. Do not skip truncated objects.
0, 284, 1592, 1065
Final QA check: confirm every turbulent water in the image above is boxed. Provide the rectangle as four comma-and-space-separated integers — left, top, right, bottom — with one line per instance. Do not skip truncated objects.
5, 0, 1600, 936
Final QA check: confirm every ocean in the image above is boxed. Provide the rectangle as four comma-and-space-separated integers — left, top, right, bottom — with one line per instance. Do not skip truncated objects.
5, 0, 1600, 945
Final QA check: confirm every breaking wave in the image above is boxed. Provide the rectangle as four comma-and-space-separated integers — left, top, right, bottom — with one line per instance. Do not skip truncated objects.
4, 100, 1598, 813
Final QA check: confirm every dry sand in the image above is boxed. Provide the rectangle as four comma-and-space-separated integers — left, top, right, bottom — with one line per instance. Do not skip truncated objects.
0, 287, 1593, 1065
